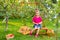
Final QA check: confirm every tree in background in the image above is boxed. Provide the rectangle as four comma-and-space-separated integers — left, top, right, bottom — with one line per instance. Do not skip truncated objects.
0, 0, 60, 32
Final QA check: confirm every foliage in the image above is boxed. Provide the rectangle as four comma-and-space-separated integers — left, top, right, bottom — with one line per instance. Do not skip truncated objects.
0, 0, 60, 26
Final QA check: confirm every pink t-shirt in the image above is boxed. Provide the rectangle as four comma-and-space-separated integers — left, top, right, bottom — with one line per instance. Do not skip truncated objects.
32, 16, 42, 23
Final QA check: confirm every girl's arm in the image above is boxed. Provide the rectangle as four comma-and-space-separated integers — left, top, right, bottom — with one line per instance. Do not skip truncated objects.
33, 22, 38, 24
32, 16, 37, 24
38, 22, 42, 24
39, 16, 42, 24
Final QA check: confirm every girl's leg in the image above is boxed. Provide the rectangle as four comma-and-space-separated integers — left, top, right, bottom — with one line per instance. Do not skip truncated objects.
35, 24, 41, 37
30, 29, 36, 35
35, 28, 40, 37
30, 24, 37, 35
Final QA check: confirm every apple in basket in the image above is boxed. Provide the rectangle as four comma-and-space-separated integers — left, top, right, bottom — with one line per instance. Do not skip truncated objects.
18, 26, 31, 35
47, 30, 55, 36
6, 34, 14, 40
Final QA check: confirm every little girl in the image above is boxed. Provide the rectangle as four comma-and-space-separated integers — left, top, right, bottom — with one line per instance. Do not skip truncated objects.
30, 9, 42, 37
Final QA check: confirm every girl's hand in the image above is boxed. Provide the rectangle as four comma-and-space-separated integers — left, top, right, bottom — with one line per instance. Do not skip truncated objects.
35, 23, 38, 25
33, 22, 38, 25
38, 22, 42, 24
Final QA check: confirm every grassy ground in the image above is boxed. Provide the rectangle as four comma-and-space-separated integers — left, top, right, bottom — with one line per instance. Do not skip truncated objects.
0, 19, 60, 40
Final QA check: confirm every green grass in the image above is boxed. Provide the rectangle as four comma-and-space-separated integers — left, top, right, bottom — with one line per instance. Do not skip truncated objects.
0, 19, 60, 40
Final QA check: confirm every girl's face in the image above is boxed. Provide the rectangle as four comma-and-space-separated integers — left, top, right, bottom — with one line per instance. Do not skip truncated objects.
35, 9, 40, 16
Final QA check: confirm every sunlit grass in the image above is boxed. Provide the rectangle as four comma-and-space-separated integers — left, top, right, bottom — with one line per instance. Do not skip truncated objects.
0, 19, 60, 40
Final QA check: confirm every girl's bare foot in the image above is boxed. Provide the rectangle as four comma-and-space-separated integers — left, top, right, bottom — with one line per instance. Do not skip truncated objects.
35, 34, 38, 38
